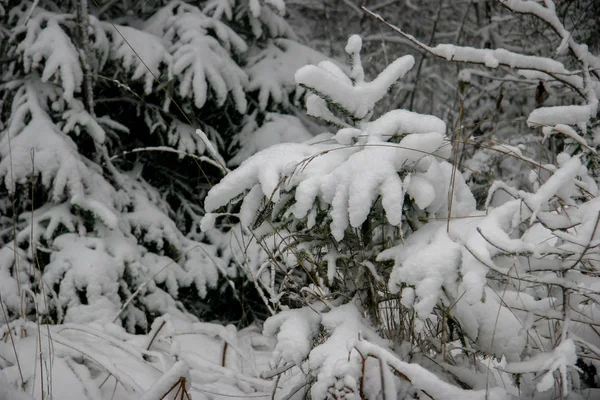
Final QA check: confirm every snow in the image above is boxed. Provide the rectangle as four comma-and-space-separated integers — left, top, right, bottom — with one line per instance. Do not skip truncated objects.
249, 0, 262, 18
126, 193, 182, 254
144, 1, 249, 112
0, 82, 90, 201
334, 127, 362, 145
308, 302, 389, 399
305, 94, 350, 128
199, 212, 217, 231
345, 35, 363, 57
228, 114, 313, 166
453, 287, 528, 362
363, 7, 594, 99
205, 127, 463, 241
520, 154, 581, 222
379, 173, 405, 226
504, 339, 577, 396
0, 74, 226, 329
167, 121, 205, 157
108, 24, 172, 95
0, 380, 35, 400
460, 200, 521, 304
499, 0, 600, 75
62, 106, 106, 144
203, 142, 318, 213
424, 42, 571, 74
365, 109, 446, 140
542, 124, 594, 154
405, 174, 435, 209
140, 361, 190, 400
238, 184, 264, 227
350, 339, 510, 400
295, 48, 414, 120
17, 16, 83, 102
435, 44, 570, 72
528, 104, 596, 127
324, 249, 339, 284
0, 317, 289, 400
345, 35, 365, 83
70, 195, 119, 231
265, 0, 286, 16
171, 36, 248, 111
246, 39, 329, 110
263, 306, 322, 365
202, 0, 234, 21
388, 228, 461, 320
43, 234, 123, 324
194, 128, 226, 168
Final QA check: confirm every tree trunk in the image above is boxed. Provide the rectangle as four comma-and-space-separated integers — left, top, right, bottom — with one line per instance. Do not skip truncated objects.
74, 0, 94, 115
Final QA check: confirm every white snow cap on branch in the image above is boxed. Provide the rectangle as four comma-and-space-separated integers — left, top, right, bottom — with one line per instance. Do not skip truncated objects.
203, 35, 475, 242
504, 339, 578, 397
528, 104, 597, 127
17, 15, 83, 102
295, 34, 414, 120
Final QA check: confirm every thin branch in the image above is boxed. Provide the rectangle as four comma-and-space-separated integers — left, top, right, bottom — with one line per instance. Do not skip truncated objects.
361, 6, 586, 97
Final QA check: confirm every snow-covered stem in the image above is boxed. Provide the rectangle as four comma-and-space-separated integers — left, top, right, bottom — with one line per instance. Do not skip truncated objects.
140, 361, 191, 400
109, 146, 230, 174
351, 338, 507, 399
497, 0, 600, 78
361, 6, 586, 97
0, 293, 25, 390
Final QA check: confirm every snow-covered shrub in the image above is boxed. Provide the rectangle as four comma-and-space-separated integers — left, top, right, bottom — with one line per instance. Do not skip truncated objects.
202, 34, 493, 398
204, 26, 600, 398
203, 33, 475, 308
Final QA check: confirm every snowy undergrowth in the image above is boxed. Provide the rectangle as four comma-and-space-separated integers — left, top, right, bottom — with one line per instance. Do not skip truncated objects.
0, 314, 276, 400
0, 304, 519, 400
2, 1, 600, 399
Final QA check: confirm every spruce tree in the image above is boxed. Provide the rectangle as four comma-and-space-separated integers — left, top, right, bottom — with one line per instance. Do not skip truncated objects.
0, 0, 326, 331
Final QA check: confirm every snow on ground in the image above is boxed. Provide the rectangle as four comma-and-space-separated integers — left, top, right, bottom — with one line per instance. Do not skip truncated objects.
0, 306, 518, 400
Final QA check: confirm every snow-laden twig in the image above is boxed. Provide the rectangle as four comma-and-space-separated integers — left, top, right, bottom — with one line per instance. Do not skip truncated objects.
109, 146, 229, 174
140, 361, 191, 400
351, 338, 510, 400
361, 6, 586, 97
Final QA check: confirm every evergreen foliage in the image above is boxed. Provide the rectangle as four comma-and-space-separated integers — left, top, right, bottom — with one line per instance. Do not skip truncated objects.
0, 0, 325, 330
